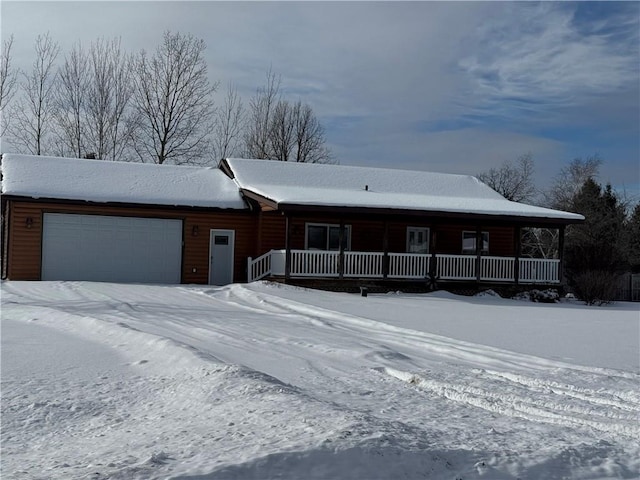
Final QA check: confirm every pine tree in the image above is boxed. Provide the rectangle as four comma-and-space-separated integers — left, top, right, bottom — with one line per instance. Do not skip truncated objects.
624, 203, 640, 273
564, 179, 627, 304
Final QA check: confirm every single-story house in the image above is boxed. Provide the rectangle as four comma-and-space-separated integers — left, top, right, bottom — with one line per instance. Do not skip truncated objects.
1, 153, 584, 288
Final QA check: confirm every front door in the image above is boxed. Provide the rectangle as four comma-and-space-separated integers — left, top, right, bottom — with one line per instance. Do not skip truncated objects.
406, 227, 430, 253
209, 229, 235, 285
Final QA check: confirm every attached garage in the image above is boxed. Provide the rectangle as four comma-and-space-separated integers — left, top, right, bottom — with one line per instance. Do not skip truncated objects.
1, 154, 253, 285
41, 213, 183, 283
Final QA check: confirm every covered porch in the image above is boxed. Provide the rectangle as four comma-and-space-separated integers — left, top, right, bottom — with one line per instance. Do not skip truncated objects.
248, 249, 560, 284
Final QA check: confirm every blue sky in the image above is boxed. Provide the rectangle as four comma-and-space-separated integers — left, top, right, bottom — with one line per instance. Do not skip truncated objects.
2, 1, 639, 197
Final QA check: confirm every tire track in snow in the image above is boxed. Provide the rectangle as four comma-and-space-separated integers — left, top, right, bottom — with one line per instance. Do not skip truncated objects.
475, 368, 640, 411
227, 285, 636, 379
379, 366, 640, 440
225, 285, 640, 441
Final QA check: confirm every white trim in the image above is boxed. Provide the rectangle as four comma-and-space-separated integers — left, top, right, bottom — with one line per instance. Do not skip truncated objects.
304, 223, 352, 251
406, 226, 430, 254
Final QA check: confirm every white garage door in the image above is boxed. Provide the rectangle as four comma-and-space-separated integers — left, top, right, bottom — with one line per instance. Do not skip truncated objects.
42, 213, 183, 284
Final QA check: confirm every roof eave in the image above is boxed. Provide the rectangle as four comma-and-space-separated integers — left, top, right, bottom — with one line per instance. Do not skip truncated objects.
275, 202, 584, 226
0, 194, 249, 212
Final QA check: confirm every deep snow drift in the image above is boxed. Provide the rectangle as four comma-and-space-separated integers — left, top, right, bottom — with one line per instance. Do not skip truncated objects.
1, 281, 638, 480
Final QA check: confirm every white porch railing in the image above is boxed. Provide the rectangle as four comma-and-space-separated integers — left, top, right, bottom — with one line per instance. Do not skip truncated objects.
291, 250, 339, 277
247, 250, 272, 282
481, 256, 516, 282
436, 254, 476, 280
247, 250, 560, 284
519, 258, 560, 284
344, 252, 385, 278
389, 253, 430, 279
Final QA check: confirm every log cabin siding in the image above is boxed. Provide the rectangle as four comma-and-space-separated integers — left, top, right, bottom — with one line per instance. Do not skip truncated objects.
4, 200, 256, 283
435, 225, 514, 256
253, 213, 516, 257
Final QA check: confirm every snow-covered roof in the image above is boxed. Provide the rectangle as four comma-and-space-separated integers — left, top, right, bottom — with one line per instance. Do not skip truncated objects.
1, 154, 246, 209
223, 158, 584, 222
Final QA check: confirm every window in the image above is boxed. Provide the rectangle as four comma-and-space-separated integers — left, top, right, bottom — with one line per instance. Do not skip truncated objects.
462, 231, 489, 254
406, 227, 430, 253
305, 223, 351, 251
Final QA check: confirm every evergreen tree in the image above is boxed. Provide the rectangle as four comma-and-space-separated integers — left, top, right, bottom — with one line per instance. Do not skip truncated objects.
624, 203, 640, 273
564, 179, 627, 304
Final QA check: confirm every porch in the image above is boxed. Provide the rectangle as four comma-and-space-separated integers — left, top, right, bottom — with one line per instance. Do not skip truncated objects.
248, 250, 560, 284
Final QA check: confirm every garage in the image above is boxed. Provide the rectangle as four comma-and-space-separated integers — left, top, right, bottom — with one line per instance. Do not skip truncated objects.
41, 213, 183, 284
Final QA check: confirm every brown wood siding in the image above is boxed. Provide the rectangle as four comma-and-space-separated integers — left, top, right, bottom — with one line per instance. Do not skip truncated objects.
256, 212, 286, 253
253, 214, 516, 256
435, 224, 514, 256
5, 200, 256, 283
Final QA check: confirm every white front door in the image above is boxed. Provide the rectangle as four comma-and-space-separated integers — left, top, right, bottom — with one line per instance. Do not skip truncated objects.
209, 229, 235, 285
406, 227, 430, 253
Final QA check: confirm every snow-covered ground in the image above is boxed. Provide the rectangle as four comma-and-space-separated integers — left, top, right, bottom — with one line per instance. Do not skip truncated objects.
2, 281, 638, 480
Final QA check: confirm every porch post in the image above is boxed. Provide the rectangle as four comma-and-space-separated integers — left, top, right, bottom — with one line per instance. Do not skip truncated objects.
382, 219, 389, 279
338, 219, 345, 279
475, 226, 482, 282
558, 225, 565, 284
514, 226, 521, 285
285, 214, 292, 280
429, 226, 437, 279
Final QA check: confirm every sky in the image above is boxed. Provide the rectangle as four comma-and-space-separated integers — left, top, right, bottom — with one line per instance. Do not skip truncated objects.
1, 1, 639, 198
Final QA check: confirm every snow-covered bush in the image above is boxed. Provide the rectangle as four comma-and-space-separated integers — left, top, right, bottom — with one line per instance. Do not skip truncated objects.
512, 289, 559, 303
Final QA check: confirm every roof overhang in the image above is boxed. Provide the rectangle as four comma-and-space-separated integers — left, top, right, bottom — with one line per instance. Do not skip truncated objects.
278, 202, 583, 226
0, 194, 250, 213
238, 189, 583, 226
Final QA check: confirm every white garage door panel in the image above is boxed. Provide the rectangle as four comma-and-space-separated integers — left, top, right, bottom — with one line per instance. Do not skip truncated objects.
42, 214, 183, 284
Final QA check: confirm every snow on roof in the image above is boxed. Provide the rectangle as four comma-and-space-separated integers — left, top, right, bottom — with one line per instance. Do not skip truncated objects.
223, 158, 584, 221
1, 154, 246, 209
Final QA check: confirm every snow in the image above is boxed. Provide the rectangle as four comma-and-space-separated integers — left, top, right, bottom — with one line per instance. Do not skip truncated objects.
224, 158, 585, 221
1, 154, 246, 209
2, 281, 638, 480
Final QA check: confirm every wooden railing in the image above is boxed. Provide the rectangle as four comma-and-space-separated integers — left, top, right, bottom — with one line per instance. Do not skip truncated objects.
436, 254, 476, 280
519, 258, 560, 284
247, 251, 272, 282
481, 256, 516, 281
388, 253, 430, 279
247, 250, 560, 284
344, 252, 384, 278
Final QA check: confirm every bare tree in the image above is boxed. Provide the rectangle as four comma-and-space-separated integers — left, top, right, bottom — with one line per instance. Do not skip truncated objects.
9, 33, 60, 155
212, 82, 245, 160
132, 31, 217, 165
548, 155, 602, 210
0, 34, 18, 137
244, 69, 332, 163
269, 99, 296, 161
477, 153, 536, 202
292, 100, 332, 163
521, 155, 603, 260
54, 41, 88, 158
244, 68, 280, 159
85, 37, 135, 161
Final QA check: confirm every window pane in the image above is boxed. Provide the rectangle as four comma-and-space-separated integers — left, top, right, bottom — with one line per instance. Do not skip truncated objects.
328, 227, 340, 250
482, 232, 489, 252
307, 225, 327, 250
328, 226, 349, 250
462, 232, 476, 253
462, 231, 489, 254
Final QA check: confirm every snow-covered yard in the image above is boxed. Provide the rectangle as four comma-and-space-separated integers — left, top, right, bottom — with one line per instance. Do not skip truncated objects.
1, 281, 638, 480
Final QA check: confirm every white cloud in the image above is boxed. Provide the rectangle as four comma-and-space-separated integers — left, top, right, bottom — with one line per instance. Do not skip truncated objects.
2, 1, 637, 196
